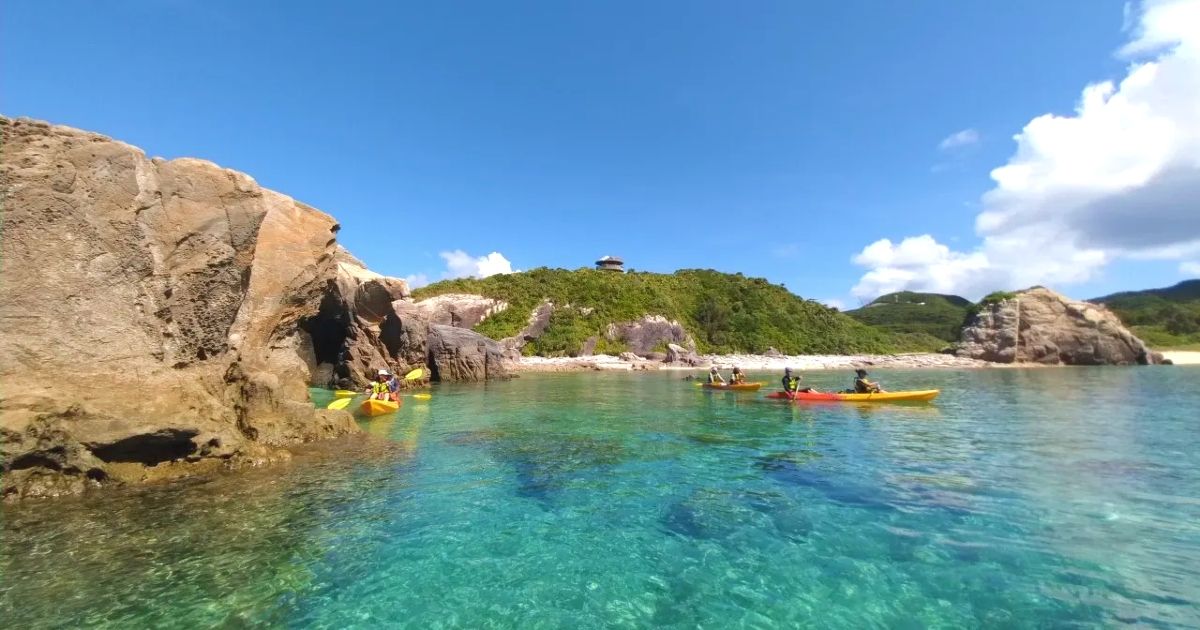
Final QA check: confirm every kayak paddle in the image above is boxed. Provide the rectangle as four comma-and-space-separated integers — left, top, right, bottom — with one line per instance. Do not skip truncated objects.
334, 390, 357, 398
327, 397, 353, 410
404, 368, 424, 381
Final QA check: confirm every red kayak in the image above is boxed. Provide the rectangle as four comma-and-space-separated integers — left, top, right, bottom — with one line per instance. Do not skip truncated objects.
766, 390, 939, 402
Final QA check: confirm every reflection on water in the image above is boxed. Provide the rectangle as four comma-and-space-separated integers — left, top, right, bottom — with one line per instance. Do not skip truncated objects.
4, 368, 1200, 627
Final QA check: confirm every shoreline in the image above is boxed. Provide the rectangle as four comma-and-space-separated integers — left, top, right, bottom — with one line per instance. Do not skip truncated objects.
510, 352, 995, 373
1161, 351, 1200, 365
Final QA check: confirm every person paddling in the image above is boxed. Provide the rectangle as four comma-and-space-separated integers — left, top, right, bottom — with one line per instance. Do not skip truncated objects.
731, 367, 746, 384
781, 367, 815, 398
853, 368, 884, 393
368, 370, 394, 401
707, 366, 726, 385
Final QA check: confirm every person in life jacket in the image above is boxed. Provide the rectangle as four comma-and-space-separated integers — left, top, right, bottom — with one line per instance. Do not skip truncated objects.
707, 366, 726, 385
781, 367, 815, 394
368, 370, 396, 401
731, 367, 746, 384
853, 368, 883, 393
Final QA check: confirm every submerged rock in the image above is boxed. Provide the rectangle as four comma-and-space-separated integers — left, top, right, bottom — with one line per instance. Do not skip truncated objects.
956, 287, 1159, 365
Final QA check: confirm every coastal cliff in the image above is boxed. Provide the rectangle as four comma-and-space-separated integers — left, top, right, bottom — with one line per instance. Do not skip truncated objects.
0, 117, 497, 500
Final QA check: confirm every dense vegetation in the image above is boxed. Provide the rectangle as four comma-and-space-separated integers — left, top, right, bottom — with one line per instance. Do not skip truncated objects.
846, 291, 970, 345
413, 268, 908, 356
1094, 280, 1200, 349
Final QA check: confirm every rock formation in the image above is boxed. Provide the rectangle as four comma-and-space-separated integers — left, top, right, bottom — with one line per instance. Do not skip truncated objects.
427, 325, 510, 381
403, 293, 508, 328
604, 315, 695, 357
0, 117, 503, 500
956, 287, 1159, 365
666, 343, 705, 366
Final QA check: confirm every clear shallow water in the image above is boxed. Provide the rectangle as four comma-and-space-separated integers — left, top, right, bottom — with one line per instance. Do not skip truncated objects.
3, 368, 1200, 628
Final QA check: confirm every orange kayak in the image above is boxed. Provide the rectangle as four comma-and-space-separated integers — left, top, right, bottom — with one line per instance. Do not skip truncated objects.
700, 382, 764, 392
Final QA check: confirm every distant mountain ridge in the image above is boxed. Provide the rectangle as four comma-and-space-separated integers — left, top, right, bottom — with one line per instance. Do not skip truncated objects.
1092, 279, 1200, 304
845, 291, 971, 344
1092, 279, 1200, 349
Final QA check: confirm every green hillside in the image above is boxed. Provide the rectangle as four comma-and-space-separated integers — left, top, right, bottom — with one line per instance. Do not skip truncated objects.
412, 268, 921, 356
1094, 280, 1200, 349
846, 291, 970, 344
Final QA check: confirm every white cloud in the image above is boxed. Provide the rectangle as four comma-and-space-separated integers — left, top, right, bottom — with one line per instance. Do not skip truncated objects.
1182, 261, 1200, 275
439, 250, 515, 279
851, 235, 993, 298
819, 298, 847, 311
853, 0, 1200, 299
938, 128, 980, 150
403, 250, 516, 288
404, 273, 430, 289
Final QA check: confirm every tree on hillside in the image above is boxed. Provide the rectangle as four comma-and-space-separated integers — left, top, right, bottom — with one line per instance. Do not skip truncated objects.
694, 296, 731, 346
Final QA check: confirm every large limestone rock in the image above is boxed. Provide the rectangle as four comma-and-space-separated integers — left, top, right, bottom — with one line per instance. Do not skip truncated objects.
956, 287, 1158, 365
0, 117, 412, 499
427, 325, 510, 381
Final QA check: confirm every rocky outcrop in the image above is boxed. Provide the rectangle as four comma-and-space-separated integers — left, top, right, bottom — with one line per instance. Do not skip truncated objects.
427, 325, 510, 381
956, 287, 1159, 365
666, 343, 706, 366
0, 116, 504, 500
604, 315, 695, 356
500, 301, 554, 353
407, 293, 507, 328
0, 116, 380, 499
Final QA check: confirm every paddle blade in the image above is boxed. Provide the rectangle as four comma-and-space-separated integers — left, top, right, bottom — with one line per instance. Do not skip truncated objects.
413, 393, 431, 400
334, 390, 357, 398
327, 397, 352, 410
404, 368, 424, 381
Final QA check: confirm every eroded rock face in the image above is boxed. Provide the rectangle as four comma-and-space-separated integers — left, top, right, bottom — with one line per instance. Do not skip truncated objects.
500, 301, 554, 353
0, 117, 381, 499
956, 287, 1158, 365
427, 325, 510, 381
408, 293, 508, 328
605, 315, 695, 356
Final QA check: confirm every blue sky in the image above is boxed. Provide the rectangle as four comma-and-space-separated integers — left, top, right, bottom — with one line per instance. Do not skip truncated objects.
4, 0, 1198, 306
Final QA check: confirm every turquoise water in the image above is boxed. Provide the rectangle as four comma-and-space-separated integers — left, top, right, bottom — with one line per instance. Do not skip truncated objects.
3, 368, 1200, 627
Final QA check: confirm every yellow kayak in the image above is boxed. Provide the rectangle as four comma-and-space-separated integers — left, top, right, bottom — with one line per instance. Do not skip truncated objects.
700, 382, 765, 392
360, 398, 400, 416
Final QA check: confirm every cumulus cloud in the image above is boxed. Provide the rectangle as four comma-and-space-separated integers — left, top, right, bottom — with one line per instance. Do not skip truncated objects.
404, 273, 430, 289
938, 128, 980, 150
819, 298, 847, 311
1182, 261, 1200, 275
853, 0, 1200, 299
439, 250, 515, 279
852, 235, 994, 298
402, 250, 515, 289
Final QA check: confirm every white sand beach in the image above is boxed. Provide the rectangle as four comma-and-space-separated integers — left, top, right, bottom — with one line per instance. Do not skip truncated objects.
1161, 351, 1200, 365
512, 353, 992, 373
